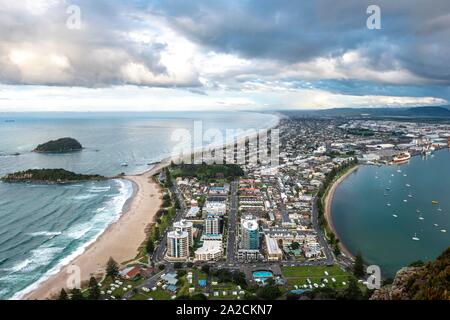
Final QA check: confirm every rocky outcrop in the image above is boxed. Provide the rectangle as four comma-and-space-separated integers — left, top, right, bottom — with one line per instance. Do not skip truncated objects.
370, 267, 421, 300
371, 247, 450, 300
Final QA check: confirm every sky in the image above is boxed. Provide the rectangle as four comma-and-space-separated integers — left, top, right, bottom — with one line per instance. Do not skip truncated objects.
0, 0, 449, 112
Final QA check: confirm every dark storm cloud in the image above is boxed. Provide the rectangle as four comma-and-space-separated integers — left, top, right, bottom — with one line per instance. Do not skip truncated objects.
1, 0, 449, 97
153, 0, 450, 84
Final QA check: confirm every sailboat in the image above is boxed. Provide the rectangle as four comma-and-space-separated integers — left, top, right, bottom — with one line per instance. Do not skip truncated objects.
403, 199, 408, 203
408, 192, 413, 198
392, 214, 398, 218
412, 233, 420, 241
434, 223, 439, 227
441, 229, 447, 233
437, 205, 443, 212
387, 203, 391, 207
418, 213, 424, 220
406, 184, 411, 187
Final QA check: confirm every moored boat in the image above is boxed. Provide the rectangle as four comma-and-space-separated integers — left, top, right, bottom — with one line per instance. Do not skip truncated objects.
393, 152, 411, 163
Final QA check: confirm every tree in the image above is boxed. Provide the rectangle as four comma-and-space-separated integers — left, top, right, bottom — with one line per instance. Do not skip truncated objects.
353, 252, 365, 278
146, 238, 155, 254
201, 265, 210, 275
340, 276, 363, 300
70, 288, 84, 300
106, 257, 119, 278
256, 285, 282, 300
88, 277, 101, 300
290, 242, 300, 250
153, 226, 160, 240
175, 198, 181, 210
58, 288, 68, 300
232, 271, 247, 288
332, 242, 341, 256
177, 270, 187, 278
164, 168, 172, 187
215, 269, 232, 283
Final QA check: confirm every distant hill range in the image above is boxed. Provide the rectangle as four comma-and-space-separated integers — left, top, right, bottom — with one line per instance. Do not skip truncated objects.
282, 106, 450, 119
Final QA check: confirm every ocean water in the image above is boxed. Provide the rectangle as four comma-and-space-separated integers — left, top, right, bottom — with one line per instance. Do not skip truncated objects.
0, 111, 279, 299
332, 149, 450, 277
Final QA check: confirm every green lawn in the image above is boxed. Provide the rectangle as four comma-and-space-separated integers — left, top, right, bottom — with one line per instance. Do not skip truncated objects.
131, 288, 172, 300
282, 265, 351, 288
209, 282, 245, 300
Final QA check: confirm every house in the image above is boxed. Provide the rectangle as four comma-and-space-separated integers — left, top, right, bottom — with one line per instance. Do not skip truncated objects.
119, 266, 141, 280
161, 272, 178, 286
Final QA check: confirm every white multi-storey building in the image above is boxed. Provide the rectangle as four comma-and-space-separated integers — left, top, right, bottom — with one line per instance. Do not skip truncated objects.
204, 214, 221, 235
194, 240, 223, 261
173, 219, 194, 247
166, 228, 189, 261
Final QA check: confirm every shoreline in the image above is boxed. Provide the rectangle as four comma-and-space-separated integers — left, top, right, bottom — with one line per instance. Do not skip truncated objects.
19, 115, 281, 300
324, 165, 359, 260
22, 166, 163, 300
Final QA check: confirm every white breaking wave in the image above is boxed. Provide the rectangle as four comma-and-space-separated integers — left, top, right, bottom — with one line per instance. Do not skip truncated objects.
73, 194, 97, 200
63, 222, 91, 240
64, 185, 83, 189
0, 259, 32, 273
28, 231, 62, 237
10, 179, 134, 300
1, 247, 64, 274
87, 186, 111, 193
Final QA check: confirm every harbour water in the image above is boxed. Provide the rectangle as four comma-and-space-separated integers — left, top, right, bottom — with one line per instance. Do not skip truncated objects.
0, 111, 279, 299
332, 149, 450, 277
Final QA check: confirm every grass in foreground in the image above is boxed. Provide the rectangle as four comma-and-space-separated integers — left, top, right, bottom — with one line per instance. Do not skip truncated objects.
282, 265, 350, 288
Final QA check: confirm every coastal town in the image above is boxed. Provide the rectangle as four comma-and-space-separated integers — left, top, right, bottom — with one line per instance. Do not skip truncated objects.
58, 115, 450, 301
3, 0, 450, 307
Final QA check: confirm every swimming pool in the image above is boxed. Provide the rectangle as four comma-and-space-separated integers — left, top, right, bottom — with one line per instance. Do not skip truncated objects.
253, 271, 273, 282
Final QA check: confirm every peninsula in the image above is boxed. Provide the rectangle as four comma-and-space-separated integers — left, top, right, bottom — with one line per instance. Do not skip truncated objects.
1, 169, 105, 184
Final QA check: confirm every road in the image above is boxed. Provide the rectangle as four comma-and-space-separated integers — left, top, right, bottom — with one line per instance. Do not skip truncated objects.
226, 180, 238, 266
150, 183, 187, 265
148, 182, 340, 285
311, 196, 334, 265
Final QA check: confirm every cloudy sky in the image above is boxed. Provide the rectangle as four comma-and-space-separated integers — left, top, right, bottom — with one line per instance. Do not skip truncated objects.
0, 0, 449, 111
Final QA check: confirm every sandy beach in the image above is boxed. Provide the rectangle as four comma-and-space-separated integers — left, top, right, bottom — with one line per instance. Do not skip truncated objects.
20, 119, 280, 300
23, 165, 164, 300
324, 165, 358, 260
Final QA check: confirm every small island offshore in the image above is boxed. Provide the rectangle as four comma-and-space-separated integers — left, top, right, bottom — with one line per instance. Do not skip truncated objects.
34, 137, 83, 153
1, 169, 105, 184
